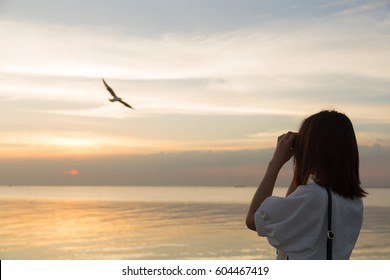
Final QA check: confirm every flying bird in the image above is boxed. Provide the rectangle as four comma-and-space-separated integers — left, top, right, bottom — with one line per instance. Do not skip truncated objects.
102, 78, 134, 109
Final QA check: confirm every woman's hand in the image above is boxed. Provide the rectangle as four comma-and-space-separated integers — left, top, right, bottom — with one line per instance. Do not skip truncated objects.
246, 131, 298, 231
270, 131, 297, 168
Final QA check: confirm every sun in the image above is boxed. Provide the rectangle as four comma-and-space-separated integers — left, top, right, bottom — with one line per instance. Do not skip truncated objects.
68, 169, 79, 175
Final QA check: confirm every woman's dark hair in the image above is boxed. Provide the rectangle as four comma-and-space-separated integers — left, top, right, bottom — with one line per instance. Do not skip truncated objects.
293, 110, 367, 198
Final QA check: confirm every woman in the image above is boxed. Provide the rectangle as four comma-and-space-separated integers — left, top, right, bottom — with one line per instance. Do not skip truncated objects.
246, 110, 367, 259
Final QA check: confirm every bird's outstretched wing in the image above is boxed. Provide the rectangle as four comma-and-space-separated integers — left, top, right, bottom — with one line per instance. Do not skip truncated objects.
119, 100, 134, 109
102, 78, 117, 98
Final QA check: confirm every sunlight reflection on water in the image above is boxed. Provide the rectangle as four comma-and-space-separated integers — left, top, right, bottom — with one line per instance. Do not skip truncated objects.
0, 186, 388, 259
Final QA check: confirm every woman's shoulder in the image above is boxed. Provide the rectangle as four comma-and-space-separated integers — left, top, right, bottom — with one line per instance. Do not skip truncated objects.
291, 182, 325, 197
289, 183, 327, 206
260, 183, 327, 212
293, 182, 363, 209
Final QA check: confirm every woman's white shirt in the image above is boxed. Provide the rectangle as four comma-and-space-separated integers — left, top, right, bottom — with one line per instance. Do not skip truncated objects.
254, 183, 363, 259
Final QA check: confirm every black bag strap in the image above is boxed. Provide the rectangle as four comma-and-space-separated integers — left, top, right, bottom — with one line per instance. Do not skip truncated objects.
326, 187, 334, 260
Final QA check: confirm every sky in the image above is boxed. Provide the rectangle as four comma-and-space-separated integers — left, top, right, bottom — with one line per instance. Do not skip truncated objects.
0, 0, 389, 186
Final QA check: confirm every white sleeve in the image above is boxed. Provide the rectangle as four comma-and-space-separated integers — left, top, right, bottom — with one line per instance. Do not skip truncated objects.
254, 186, 326, 254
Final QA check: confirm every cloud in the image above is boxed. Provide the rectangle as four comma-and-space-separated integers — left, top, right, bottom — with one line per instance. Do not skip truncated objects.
0, 149, 277, 186
2, 15, 390, 79
0, 12, 389, 166
1, 17, 389, 120
360, 144, 390, 186
1, 144, 388, 186
334, 0, 390, 16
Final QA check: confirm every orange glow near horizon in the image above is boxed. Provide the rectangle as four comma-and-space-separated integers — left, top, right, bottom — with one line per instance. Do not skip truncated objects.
0, 130, 279, 159
0, 129, 389, 160
68, 169, 78, 175
0, 109, 389, 161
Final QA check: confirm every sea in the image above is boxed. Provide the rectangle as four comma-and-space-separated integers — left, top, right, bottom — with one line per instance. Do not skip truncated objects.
0, 186, 389, 260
